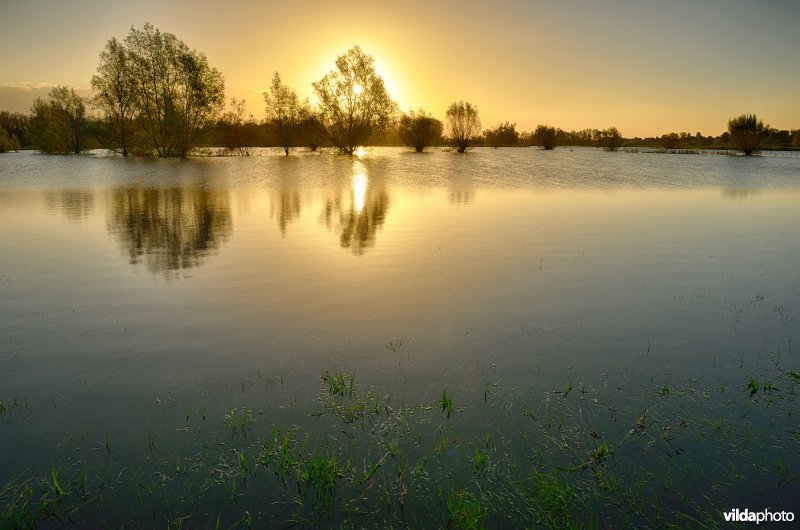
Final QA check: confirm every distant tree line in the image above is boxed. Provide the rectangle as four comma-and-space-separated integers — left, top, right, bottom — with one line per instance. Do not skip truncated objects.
1, 24, 798, 157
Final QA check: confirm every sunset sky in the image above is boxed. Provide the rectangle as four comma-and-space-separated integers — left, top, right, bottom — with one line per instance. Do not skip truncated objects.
1, 0, 798, 137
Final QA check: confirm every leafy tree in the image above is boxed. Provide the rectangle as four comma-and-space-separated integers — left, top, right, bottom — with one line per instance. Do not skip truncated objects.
793, 130, 800, 149
727, 114, 767, 155
122, 23, 225, 157
91, 37, 139, 156
222, 98, 258, 156
264, 72, 303, 156
445, 101, 481, 153
0, 111, 30, 147
660, 132, 680, 150
598, 127, 623, 151
484, 121, 518, 148
398, 109, 443, 152
29, 86, 87, 154
311, 46, 397, 155
533, 124, 558, 150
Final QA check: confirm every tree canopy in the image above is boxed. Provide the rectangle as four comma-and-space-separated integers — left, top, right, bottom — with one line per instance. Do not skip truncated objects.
30, 86, 87, 154
91, 23, 225, 157
398, 109, 443, 152
264, 72, 303, 156
727, 114, 767, 155
311, 46, 397, 155
445, 101, 481, 153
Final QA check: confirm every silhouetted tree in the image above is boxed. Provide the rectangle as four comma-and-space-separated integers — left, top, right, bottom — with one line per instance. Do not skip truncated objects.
0, 111, 30, 147
445, 101, 481, 153
398, 109, 443, 152
297, 116, 327, 151
264, 72, 303, 156
727, 114, 767, 155
310, 46, 397, 155
123, 23, 225, 157
484, 121, 518, 147
660, 132, 680, 149
222, 98, 258, 156
598, 127, 623, 151
532, 124, 558, 149
0, 128, 18, 152
793, 130, 800, 149
29, 86, 87, 154
91, 37, 139, 156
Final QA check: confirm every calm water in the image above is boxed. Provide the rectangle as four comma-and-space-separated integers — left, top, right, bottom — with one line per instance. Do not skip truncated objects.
1, 147, 798, 525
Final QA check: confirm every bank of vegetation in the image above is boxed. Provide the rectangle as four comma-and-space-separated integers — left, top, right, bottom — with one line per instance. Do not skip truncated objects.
1, 24, 798, 157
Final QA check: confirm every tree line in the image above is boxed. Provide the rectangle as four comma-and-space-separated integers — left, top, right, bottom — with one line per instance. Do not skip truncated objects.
1, 24, 798, 156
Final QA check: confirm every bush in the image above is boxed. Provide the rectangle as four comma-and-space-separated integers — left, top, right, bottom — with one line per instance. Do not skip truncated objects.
727, 114, 767, 155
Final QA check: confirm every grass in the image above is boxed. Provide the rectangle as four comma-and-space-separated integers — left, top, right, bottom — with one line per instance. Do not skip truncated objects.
1, 342, 798, 527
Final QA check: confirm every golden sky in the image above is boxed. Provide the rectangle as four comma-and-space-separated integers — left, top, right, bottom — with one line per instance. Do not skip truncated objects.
1, 0, 798, 137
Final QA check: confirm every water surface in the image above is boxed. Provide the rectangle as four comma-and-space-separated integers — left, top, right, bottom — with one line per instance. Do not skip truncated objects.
1, 147, 798, 525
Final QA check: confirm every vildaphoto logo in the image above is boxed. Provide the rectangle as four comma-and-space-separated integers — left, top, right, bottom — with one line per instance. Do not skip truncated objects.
723, 508, 794, 524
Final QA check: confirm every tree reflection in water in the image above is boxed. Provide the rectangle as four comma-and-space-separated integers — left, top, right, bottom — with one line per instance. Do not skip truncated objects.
107, 184, 232, 277
44, 189, 95, 222
271, 190, 301, 235
321, 162, 390, 255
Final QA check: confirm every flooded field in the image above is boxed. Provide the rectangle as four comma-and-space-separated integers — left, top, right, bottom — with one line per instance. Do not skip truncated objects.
1, 147, 798, 527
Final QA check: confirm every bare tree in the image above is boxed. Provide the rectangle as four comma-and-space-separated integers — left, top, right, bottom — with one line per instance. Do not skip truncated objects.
398, 109, 443, 152
445, 101, 481, 153
264, 72, 303, 156
311, 46, 397, 155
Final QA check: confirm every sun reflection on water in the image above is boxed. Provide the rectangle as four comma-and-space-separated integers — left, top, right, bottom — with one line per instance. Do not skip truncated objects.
352, 169, 367, 212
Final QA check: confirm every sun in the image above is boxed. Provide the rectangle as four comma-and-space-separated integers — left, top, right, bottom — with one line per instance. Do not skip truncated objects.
353, 84, 363, 95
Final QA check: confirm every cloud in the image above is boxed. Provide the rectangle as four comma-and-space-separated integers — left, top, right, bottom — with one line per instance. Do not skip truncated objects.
0, 82, 92, 113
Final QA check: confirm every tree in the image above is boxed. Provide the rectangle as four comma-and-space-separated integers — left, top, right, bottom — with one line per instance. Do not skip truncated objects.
533, 124, 558, 150
0, 111, 30, 148
445, 101, 481, 153
398, 109, 443, 152
91, 37, 139, 156
727, 114, 767, 155
122, 23, 225, 157
484, 121, 518, 148
264, 72, 303, 156
310, 46, 397, 155
660, 132, 680, 150
598, 127, 623, 151
29, 86, 87, 154
222, 98, 258, 156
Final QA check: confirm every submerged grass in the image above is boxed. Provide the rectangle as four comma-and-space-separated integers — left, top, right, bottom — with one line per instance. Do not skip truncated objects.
1, 315, 799, 528
2, 365, 798, 529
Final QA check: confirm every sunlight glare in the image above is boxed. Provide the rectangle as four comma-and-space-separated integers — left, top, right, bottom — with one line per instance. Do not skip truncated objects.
352, 167, 367, 213
353, 84, 363, 95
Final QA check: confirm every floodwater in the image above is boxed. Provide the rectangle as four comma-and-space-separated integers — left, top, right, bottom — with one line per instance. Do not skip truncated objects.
1, 147, 798, 526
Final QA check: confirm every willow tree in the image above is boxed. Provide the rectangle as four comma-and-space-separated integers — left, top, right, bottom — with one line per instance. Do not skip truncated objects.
398, 109, 443, 152
445, 100, 481, 153
598, 127, 623, 151
727, 114, 767, 155
264, 72, 303, 156
533, 124, 558, 150
91, 37, 138, 156
311, 46, 397, 155
120, 23, 225, 157
30, 86, 87, 154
